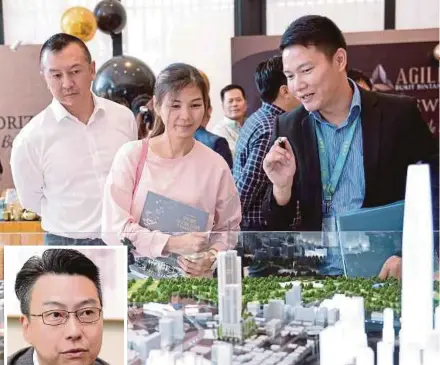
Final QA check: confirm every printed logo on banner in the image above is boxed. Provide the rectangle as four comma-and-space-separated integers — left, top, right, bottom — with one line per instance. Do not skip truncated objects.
371, 64, 394, 92
369, 62, 439, 134
0, 115, 33, 148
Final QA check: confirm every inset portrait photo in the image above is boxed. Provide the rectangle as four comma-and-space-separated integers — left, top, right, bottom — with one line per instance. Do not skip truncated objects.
3, 246, 127, 365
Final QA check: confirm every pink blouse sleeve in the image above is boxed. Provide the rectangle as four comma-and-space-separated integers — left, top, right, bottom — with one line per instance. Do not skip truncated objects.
101, 141, 170, 258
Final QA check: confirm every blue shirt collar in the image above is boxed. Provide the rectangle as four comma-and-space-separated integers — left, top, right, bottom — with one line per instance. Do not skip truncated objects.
311, 79, 362, 129
261, 101, 286, 116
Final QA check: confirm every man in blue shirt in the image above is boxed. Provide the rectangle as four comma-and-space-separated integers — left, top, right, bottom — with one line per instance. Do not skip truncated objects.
233, 56, 299, 276
262, 15, 438, 279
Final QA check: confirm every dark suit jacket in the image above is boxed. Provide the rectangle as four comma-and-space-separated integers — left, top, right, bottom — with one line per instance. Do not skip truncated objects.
263, 90, 439, 232
194, 127, 233, 169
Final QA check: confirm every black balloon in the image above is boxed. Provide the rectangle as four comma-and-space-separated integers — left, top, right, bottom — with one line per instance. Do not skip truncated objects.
92, 55, 155, 115
93, 0, 127, 34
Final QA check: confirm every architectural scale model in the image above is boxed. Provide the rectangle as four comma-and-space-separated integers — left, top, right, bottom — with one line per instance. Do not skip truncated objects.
127, 164, 440, 365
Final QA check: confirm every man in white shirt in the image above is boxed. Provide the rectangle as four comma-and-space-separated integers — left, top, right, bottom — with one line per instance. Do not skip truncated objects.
10, 33, 138, 245
210, 84, 247, 157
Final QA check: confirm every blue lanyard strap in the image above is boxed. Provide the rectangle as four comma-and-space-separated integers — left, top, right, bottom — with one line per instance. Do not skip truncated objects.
315, 116, 360, 204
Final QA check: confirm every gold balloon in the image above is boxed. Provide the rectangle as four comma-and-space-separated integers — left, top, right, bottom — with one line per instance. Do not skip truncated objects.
61, 6, 97, 42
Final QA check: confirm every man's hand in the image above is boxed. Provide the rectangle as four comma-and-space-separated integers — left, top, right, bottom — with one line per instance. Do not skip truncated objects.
263, 137, 296, 206
378, 255, 402, 280
263, 137, 296, 189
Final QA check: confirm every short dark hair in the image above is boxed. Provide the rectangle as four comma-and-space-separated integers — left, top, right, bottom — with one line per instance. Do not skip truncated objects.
255, 56, 287, 103
40, 33, 92, 65
220, 84, 246, 102
15, 249, 103, 316
280, 15, 347, 60
347, 68, 373, 90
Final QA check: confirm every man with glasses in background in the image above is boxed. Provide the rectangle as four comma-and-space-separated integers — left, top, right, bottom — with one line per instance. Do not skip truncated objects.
8, 249, 109, 365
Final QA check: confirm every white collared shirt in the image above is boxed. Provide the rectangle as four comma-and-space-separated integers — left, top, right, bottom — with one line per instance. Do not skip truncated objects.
211, 117, 242, 157
33, 349, 40, 365
10, 94, 138, 238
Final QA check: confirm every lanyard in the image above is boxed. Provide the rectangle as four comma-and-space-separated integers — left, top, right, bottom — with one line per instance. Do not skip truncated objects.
315, 116, 360, 214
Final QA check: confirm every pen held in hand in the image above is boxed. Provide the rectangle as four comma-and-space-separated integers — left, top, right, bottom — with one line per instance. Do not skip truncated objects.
277, 137, 287, 150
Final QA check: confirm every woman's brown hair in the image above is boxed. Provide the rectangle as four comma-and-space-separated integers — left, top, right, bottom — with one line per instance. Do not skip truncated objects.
150, 63, 210, 138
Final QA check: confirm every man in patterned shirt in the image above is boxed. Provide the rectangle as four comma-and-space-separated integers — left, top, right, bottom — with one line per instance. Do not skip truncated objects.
233, 56, 299, 276
234, 56, 299, 231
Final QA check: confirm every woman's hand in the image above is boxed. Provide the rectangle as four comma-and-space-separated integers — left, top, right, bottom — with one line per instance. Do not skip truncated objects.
177, 250, 217, 277
164, 232, 209, 256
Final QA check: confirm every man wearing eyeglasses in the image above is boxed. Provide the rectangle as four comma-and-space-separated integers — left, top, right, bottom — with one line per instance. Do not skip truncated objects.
8, 249, 109, 365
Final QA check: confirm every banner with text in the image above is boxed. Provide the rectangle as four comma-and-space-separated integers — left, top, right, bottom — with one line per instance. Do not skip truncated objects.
0, 45, 52, 191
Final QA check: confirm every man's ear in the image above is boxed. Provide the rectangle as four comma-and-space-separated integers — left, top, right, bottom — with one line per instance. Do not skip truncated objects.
279, 85, 289, 97
21, 315, 32, 344
333, 48, 348, 72
90, 61, 96, 80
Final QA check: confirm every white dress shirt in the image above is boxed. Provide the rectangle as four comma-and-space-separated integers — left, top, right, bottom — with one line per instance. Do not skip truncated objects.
10, 94, 138, 238
33, 349, 39, 365
211, 117, 241, 157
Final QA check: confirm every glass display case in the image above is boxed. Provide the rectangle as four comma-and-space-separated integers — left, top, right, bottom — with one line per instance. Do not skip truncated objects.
0, 229, 438, 364
126, 230, 440, 365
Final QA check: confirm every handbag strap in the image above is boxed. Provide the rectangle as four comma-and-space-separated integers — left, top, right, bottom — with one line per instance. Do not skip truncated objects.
133, 138, 148, 197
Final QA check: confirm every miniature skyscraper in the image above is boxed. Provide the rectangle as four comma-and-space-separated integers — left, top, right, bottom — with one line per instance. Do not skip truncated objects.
218, 250, 242, 340
166, 310, 185, 343
159, 317, 175, 348
285, 283, 302, 307
400, 164, 434, 353
211, 341, 233, 365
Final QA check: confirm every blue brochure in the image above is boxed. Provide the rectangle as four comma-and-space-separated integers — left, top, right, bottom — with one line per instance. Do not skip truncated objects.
131, 191, 210, 279
336, 200, 405, 232
140, 191, 209, 233
336, 201, 405, 277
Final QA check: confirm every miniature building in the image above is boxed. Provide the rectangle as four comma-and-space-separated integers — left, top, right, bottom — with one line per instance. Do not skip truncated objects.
315, 307, 328, 327
128, 331, 160, 362
127, 349, 142, 365
159, 317, 175, 348
220, 284, 242, 339
218, 251, 242, 341
165, 310, 185, 342
285, 284, 302, 307
247, 301, 261, 316
266, 319, 282, 338
264, 300, 285, 322
211, 341, 233, 365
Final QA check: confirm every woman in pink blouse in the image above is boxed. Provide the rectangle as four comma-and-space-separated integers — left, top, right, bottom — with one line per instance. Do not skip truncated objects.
101, 63, 242, 277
